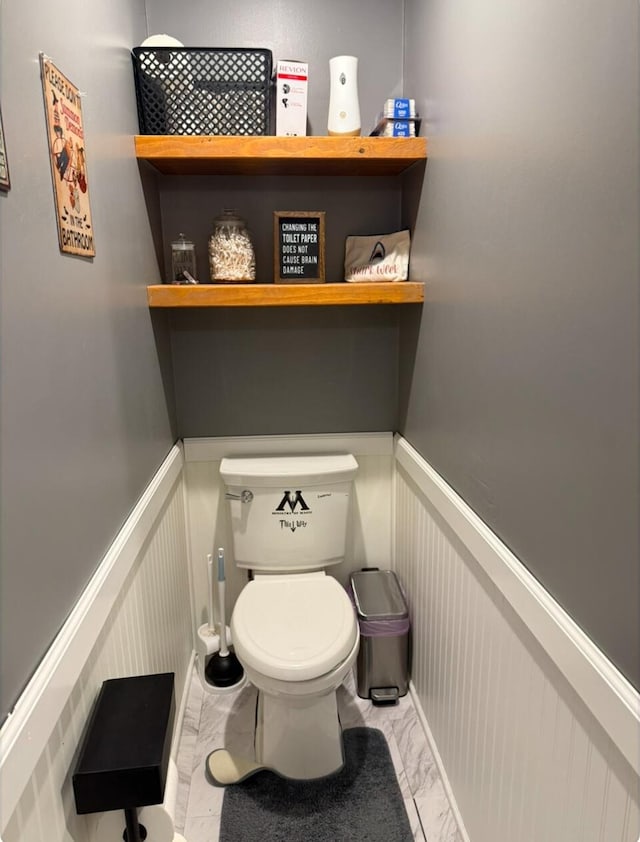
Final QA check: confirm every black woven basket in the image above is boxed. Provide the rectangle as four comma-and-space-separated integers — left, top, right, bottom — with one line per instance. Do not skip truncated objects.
132, 47, 273, 135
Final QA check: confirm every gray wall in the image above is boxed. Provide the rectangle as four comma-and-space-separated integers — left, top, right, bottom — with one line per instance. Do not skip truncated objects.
401, 0, 639, 688
169, 305, 400, 436
2, 0, 636, 726
0, 1, 175, 720
0, 0, 406, 721
160, 174, 405, 436
145, 0, 404, 136
146, 0, 408, 437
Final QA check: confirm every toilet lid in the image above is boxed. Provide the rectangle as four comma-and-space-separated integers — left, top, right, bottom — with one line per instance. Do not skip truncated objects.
231, 574, 358, 682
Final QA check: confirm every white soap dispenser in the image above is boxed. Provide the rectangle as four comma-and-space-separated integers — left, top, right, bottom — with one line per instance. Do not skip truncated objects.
327, 55, 361, 137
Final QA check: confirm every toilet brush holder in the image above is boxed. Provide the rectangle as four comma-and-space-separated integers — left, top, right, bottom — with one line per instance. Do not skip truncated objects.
196, 550, 246, 695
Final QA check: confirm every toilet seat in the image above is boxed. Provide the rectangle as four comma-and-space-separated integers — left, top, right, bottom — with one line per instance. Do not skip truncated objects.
231, 572, 357, 682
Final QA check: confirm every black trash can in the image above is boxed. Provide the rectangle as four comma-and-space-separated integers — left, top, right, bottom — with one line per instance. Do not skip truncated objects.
350, 569, 410, 705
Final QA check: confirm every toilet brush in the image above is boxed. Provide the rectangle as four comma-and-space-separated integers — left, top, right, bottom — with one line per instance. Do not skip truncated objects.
205, 548, 244, 688
207, 552, 216, 636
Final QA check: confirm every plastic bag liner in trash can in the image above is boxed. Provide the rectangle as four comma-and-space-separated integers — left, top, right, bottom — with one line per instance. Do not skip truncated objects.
349, 569, 410, 705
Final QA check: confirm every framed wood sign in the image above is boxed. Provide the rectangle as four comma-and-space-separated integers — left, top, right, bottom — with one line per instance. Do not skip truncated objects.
40, 54, 95, 257
274, 211, 325, 284
0, 104, 10, 191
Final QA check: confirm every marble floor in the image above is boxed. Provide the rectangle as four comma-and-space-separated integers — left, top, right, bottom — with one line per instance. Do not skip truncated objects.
174, 665, 462, 842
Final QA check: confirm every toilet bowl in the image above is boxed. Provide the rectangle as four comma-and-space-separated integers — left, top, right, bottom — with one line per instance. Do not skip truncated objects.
231, 572, 359, 779
220, 453, 360, 780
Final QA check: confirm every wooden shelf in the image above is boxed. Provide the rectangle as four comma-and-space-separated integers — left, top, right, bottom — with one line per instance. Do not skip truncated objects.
139, 136, 427, 309
134, 135, 427, 176
147, 282, 425, 308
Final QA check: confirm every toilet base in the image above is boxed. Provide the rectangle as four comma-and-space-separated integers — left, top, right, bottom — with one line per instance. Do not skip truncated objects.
255, 690, 344, 779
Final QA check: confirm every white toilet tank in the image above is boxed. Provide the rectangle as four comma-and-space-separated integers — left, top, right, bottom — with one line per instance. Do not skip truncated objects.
220, 454, 358, 571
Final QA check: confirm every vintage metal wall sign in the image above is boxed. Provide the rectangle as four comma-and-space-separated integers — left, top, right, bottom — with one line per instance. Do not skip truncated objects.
0, 104, 10, 191
40, 55, 95, 257
274, 211, 325, 283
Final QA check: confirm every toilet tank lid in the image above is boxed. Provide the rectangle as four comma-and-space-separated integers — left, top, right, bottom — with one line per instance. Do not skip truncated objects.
220, 454, 358, 487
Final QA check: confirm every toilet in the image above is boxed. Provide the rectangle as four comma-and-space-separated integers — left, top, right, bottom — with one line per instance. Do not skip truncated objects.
220, 453, 359, 780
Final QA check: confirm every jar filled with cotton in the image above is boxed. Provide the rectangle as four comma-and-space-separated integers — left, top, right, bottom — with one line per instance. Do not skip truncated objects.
208, 209, 256, 282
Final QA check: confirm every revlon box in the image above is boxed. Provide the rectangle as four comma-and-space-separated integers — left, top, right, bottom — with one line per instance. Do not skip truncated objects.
276, 60, 308, 136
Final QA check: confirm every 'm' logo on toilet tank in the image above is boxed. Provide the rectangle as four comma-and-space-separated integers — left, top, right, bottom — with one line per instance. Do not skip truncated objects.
274, 490, 310, 514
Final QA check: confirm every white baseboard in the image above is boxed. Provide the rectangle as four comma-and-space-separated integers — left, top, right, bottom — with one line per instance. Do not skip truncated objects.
409, 681, 471, 842
166, 650, 196, 816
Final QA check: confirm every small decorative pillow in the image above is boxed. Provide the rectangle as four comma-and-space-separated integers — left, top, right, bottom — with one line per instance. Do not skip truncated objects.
344, 229, 410, 282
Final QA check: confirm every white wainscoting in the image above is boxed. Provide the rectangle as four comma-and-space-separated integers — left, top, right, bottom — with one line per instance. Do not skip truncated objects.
394, 436, 640, 842
183, 433, 394, 631
4, 432, 637, 842
0, 445, 194, 842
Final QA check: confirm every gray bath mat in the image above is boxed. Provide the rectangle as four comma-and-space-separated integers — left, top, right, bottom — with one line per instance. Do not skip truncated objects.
218, 726, 413, 842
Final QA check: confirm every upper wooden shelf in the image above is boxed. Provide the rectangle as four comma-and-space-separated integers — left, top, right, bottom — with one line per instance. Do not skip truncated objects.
134, 135, 427, 176
147, 282, 424, 308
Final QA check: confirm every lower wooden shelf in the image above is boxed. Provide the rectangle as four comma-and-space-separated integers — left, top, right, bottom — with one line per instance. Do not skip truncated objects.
147, 282, 424, 307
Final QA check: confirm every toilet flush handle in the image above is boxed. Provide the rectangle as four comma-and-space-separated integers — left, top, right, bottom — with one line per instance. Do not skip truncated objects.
225, 489, 254, 503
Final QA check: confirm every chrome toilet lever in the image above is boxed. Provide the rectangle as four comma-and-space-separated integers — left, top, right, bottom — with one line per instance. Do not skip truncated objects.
225, 489, 254, 503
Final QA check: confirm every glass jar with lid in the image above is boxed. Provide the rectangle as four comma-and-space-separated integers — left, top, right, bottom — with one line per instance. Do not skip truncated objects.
208, 209, 256, 283
170, 233, 198, 284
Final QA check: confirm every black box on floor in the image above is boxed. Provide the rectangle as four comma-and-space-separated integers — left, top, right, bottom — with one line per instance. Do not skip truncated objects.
72, 672, 175, 814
